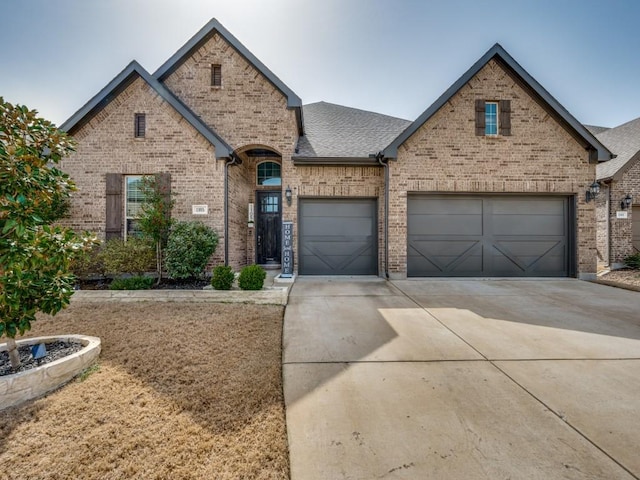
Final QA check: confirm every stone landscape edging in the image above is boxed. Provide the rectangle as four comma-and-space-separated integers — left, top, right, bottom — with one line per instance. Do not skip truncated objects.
71, 286, 290, 305
0, 335, 101, 410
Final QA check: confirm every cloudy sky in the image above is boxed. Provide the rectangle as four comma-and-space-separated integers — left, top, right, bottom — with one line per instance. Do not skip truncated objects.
2, 0, 639, 128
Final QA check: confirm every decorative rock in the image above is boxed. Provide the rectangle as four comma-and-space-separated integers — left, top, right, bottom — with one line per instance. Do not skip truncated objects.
0, 335, 101, 410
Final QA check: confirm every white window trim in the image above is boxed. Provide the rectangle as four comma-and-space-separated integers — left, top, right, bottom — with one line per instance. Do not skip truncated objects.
124, 175, 144, 240
485, 101, 499, 136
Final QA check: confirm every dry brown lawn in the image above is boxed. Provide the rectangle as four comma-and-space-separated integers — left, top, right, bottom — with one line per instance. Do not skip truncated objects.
0, 302, 289, 479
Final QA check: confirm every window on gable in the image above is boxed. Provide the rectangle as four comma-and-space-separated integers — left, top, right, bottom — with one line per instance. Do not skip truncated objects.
125, 175, 145, 239
485, 102, 498, 135
257, 161, 282, 186
134, 113, 146, 138
475, 100, 511, 136
211, 64, 222, 87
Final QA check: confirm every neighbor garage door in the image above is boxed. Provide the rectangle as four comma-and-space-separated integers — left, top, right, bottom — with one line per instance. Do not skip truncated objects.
299, 198, 377, 275
407, 195, 572, 277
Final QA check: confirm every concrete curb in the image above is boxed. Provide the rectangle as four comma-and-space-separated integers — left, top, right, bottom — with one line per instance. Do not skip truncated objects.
590, 279, 640, 293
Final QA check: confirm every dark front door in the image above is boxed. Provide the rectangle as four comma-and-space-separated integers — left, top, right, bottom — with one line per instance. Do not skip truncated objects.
256, 191, 281, 265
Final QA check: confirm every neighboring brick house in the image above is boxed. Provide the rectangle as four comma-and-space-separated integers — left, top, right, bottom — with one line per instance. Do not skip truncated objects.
592, 119, 640, 268
60, 18, 612, 279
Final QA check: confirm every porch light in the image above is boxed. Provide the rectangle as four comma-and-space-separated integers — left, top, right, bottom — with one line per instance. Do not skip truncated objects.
285, 186, 292, 206
585, 181, 600, 203
621, 194, 633, 210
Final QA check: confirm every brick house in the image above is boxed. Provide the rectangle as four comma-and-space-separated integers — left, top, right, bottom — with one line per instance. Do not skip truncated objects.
60, 18, 612, 279
593, 119, 640, 268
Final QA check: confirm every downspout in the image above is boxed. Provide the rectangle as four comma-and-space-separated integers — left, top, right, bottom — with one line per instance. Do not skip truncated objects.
376, 152, 390, 279
224, 153, 239, 266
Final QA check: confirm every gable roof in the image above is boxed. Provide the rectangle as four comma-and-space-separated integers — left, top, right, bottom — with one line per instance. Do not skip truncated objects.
60, 61, 233, 159
294, 102, 411, 164
382, 43, 612, 163
596, 117, 640, 181
154, 18, 303, 133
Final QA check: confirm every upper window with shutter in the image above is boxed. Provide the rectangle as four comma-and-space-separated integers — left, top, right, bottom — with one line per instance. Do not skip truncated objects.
134, 113, 146, 138
475, 100, 511, 136
211, 64, 222, 87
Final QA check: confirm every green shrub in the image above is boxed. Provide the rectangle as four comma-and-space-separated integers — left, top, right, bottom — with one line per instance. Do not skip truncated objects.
238, 264, 266, 290
109, 276, 154, 290
165, 221, 219, 279
211, 265, 235, 290
70, 241, 104, 278
98, 238, 155, 275
625, 252, 640, 269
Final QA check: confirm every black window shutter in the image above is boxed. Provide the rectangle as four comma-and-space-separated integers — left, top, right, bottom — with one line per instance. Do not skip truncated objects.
499, 100, 511, 136
211, 65, 222, 87
475, 99, 486, 136
105, 173, 123, 239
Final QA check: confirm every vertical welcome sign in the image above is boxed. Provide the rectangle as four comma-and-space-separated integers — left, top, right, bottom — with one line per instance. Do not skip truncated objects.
282, 221, 293, 277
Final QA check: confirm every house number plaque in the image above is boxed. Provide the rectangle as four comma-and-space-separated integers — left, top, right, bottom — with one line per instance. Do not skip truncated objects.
281, 221, 293, 277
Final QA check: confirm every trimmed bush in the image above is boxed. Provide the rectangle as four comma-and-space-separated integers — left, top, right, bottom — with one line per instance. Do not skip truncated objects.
99, 238, 155, 275
165, 221, 218, 279
238, 264, 266, 291
211, 265, 235, 290
109, 276, 155, 290
625, 252, 640, 269
70, 242, 105, 278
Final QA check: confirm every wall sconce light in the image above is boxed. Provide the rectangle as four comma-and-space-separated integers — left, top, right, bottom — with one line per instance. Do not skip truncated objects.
621, 194, 632, 210
585, 181, 600, 203
285, 185, 292, 206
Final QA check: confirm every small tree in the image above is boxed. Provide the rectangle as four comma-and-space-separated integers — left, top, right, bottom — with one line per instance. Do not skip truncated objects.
0, 98, 95, 370
138, 174, 173, 284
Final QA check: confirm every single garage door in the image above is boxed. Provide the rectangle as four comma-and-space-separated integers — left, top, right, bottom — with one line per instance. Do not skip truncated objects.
299, 198, 377, 275
408, 195, 573, 277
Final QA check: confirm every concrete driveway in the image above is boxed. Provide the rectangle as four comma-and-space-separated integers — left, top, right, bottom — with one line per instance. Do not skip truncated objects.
283, 278, 640, 479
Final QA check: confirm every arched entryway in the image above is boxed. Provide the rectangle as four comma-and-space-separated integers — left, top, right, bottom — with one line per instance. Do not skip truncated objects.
233, 146, 283, 268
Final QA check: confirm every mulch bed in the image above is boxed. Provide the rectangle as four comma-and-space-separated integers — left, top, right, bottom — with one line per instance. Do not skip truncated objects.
0, 341, 83, 377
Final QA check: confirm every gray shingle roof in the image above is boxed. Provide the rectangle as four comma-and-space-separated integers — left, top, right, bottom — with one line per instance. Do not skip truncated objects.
584, 125, 610, 135
295, 102, 411, 160
596, 117, 640, 180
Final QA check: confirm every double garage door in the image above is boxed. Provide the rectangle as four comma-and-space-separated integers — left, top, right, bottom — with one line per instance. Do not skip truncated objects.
298, 195, 573, 277
408, 195, 573, 277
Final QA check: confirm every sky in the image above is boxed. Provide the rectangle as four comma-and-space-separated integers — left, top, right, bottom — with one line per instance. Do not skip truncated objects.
1, 0, 639, 129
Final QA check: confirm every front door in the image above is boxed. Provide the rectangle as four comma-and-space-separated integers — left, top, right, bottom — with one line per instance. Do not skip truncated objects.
256, 191, 281, 265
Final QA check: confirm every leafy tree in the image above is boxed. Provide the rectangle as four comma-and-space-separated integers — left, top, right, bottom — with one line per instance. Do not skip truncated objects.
0, 97, 96, 370
138, 174, 173, 284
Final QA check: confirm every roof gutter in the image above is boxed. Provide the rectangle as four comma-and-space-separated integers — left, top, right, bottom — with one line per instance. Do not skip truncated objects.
293, 156, 383, 166
373, 152, 390, 279
224, 153, 241, 266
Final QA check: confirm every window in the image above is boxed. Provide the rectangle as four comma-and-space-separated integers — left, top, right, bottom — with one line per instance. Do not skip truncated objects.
134, 113, 146, 138
211, 64, 222, 87
125, 175, 145, 238
475, 100, 511, 136
257, 161, 281, 186
485, 102, 498, 135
